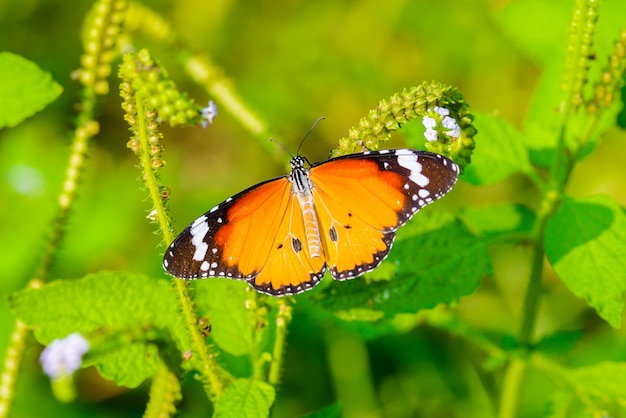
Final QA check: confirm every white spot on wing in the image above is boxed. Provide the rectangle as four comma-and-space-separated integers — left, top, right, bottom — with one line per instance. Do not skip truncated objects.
191, 215, 208, 228
396, 152, 429, 187
191, 221, 210, 261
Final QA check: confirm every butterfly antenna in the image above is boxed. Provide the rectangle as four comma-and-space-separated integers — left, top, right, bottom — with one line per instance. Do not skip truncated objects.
296, 117, 325, 156
269, 137, 295, 159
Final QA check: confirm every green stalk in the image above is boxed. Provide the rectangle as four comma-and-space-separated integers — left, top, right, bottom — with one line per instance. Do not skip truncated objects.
498, 358, 526, 418
268, 300, 292, 385
134, 96, 224, 399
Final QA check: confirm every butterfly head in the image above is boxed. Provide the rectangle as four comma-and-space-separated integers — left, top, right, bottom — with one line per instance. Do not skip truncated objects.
289, 156, 308, 170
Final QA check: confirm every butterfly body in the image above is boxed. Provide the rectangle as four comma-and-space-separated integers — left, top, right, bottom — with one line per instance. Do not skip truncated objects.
288, 156, 321, 258
163, 149, 459, 296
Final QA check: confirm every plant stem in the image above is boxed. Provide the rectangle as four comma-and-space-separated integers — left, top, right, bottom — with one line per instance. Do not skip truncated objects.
134, 96, 224, 400
519, 237, 546, 347
498, 357, 526, 418
268, 299, 292, 385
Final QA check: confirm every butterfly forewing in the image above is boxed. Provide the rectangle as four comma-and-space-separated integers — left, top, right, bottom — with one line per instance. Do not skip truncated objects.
163, 176, 292, 280
163, 174, 327, 296
310, 149, 458, 280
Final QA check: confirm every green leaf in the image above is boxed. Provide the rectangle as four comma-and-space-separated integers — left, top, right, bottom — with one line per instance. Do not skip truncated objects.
545, 362, 626, 417
0, 52, 63, 128
213, 379, 275, 418
545, 391, 575, 418
316, 213, 490, 317
459, 203, 535, 237
193, 279, 258, 357
534, 330, 583, 356
7, 271, 190, 387
545, 195, 626, 328
87, 344, 161, 388
462, 112, 533, 185
540, 360, 626, 417
570, 362, 626, 402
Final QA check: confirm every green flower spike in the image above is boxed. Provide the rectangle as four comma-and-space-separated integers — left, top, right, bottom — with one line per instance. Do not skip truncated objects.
118, 49, 214, 128
332, 81, 475, 173
561, 0, 600, 113
587, 28, 626, 112
78, 0, 128, 95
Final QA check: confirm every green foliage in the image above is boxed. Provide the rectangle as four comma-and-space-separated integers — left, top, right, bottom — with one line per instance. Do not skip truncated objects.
194, 280, 263, 357
7, 271, 190, 387
459, 204, 535, 237
540, 359, 626, 417
463, 112, 534, 185
570, 362, 626, 403
213, 379, 275, 418
1, 0, 625, 418
545, 195, 626, 328
0, 52, 62, 128
316, 213, 489, 318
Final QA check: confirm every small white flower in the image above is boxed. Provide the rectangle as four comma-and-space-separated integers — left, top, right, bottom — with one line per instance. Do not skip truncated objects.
434, 106, 450, 117
442, 116, 461, 138
424, 129, 438, 142
445, 126, 460, 138
201, 100, 217, 128
40, 333, 89, 379
422, 115, 437, 129
422, 106, 460, 141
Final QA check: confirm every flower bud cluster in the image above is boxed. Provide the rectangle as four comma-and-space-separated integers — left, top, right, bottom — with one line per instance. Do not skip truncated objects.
118, 49, 213, 128
587, 28, 626, 112
77, 0, 128, 95
561, 0, 600, 107
333, 81, 475, 172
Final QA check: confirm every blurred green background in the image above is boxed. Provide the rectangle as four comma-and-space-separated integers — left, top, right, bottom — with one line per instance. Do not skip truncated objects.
1, 0, 625, 417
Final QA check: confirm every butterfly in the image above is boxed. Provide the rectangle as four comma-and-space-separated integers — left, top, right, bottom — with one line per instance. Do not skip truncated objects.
163, 149, 459, 296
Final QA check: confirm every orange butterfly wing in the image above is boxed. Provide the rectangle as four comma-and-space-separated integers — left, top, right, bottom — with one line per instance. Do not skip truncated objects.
163, 175, 325, 296
246, 193, 325, 295
310, 149, 458, 280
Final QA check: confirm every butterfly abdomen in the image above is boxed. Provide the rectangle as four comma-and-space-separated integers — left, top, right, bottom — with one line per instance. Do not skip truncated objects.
289, 157, 322, 258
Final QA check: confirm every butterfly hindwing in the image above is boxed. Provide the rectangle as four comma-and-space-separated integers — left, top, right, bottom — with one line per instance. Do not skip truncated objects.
310, 149, 458, 280
248, 192, 326, 295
